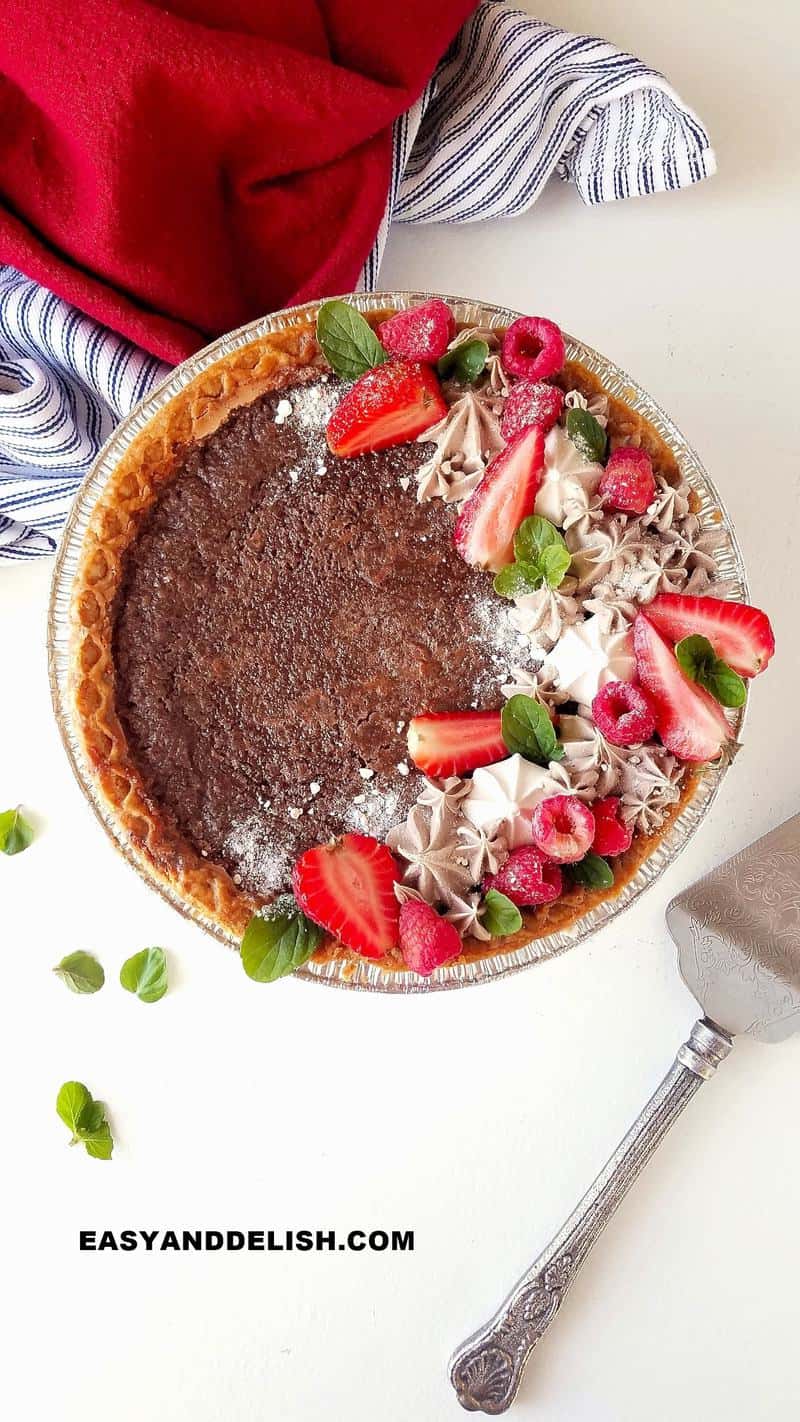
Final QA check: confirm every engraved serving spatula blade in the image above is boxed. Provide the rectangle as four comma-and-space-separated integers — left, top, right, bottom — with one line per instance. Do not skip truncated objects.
450, 814, 800, 1414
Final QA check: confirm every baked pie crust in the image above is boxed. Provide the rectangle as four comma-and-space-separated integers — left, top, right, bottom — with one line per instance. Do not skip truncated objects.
70, 313, 697, 969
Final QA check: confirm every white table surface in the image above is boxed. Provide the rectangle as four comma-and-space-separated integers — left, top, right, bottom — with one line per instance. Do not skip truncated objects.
3, 2, 799, 1417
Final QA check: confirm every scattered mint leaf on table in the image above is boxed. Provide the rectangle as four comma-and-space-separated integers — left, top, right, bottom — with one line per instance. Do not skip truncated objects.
675, 635, 746, 708
316, 300, 386, 380
501, 694, 564, 766
83, 1121, 114, 1160
567, 852, 614, 889
56, 1081, 92, 1136
241, 895, 323, 983
53, 951, 105, 995
0, 806, 34, 855
56, 1082, 114, 1160
120, 947, 168, 1003
493, 516, 571, 599
437, 338, 489, 384
565, 407, 607, 463
481, 890, 523, 937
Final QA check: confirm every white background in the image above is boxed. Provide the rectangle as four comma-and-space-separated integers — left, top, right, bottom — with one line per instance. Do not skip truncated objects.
2, 2, 799, 1418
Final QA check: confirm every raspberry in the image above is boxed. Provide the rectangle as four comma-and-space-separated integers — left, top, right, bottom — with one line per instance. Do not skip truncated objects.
501, 316, 565, 381
500, 380, 564, 439
377, 299, 455, 363
599, 446, 656, 514
398, 899, 462, 976
592, 680, 656, 746
484, 846, 563, 907
592, 797, 633, 857
530, 794, 595, 864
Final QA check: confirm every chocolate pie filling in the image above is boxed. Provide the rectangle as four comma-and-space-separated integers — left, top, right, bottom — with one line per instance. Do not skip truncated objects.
112, 378, 510, 894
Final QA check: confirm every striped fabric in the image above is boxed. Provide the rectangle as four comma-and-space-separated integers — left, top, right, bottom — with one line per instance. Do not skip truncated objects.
0, 1, 715, 562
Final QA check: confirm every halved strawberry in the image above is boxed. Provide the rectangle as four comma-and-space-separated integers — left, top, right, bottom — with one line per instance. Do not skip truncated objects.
292, 833, 400, 959
633, 614, 731, 763
326, 360, 446, 458
453, 425, 545, 571
642, 593, 774, 677
407, 710, 506, 776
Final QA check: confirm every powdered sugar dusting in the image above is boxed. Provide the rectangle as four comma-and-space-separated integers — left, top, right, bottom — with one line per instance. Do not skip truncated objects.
466, 585, 538, 703
289, 379, 340, 435
223, 812, 290, 894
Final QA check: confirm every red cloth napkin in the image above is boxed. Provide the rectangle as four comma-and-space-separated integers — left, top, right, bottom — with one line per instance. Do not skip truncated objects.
0, 1, 475, 362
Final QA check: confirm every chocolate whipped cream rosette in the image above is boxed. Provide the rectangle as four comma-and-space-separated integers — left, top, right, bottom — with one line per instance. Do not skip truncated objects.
49, 293, 770, 991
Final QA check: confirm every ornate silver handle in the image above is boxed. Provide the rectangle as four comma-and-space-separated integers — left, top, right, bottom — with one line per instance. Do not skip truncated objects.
449, 1018, 733, 1414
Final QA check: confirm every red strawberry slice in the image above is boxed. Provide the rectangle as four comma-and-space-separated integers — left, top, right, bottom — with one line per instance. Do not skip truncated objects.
633, 614, 731, 763
399, 900, 462, 976
453, 425, 545, 571
377, 299, 455, 362
326, 360, 447, 458
292, 833, 400, 959
642, 593, 775, 678
407, 710, 506, 777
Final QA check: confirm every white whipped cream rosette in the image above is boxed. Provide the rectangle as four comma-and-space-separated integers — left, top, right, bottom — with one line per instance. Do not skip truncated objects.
543, 617, 636, 705
534, 423, 604, 528
463, 753, 574, 848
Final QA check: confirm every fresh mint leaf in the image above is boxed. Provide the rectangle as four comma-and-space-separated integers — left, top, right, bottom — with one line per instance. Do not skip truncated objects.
77, 1100, 106, 1136
241, 894, 323, 983
676, 635, 746, 709
675, 634, 716, 680
501, 695, 564, 765
56, 1081, 92, 1137
567, 852, 614, 889
495, 516, 572, 594
566, 407, 607, 463
514, 515, 562, 564
539, 543, 572, 588
703, 661, 746, 708
493, 562, 543, 599
53, 951, 105, 995
57, 1081, 113, 1159
82, 1121, 114, 1160
437, 338, 489, 384
316, 300, 386, 381
0, 806, 34, 855
120, 947, 168, 1004
481, 890, 523, 937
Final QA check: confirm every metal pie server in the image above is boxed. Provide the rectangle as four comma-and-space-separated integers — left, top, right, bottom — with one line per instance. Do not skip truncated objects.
450, 813, 800, 1414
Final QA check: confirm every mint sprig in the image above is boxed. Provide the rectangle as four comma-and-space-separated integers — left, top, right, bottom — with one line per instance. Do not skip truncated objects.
56, 1081, 114, 1160
565, 407, 607, 463
0, 805, 34, 855
316, 300, 386, 381
675, 635, 746, 708
494, 515, 571, 599
501, 694, 564, 766
566, 852, 614, 890
54, 951, 105, 995
241, 895, 323, 983
120, 947, 168, 1003
437, 338, 489, 384
481, 889, 523, 937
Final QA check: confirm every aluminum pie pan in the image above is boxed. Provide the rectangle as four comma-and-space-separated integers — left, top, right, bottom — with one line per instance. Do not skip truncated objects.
47, 291, 749, 993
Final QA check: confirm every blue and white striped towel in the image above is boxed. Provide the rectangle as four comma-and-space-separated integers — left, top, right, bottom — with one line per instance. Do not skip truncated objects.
0, 2, 715, 562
